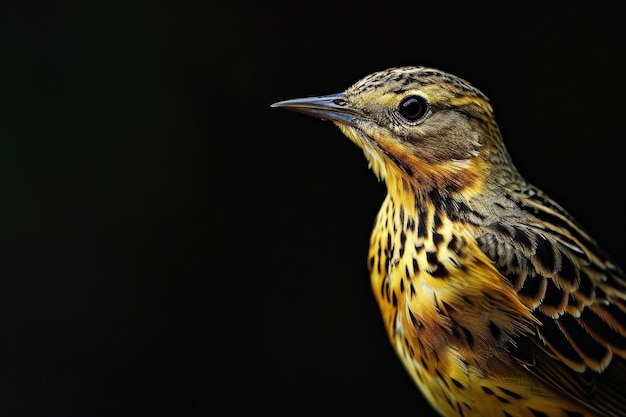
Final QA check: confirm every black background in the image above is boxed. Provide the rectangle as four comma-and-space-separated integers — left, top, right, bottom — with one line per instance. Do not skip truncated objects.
1, 2, 624, 416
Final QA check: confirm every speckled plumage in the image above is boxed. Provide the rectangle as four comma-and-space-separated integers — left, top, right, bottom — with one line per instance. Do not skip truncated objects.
272, 67, 626, 417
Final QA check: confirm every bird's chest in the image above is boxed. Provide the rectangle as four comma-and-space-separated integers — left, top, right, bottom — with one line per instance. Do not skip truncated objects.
368, 196, 465, 352
366, 196, 476, 408
364, 196, 562, 416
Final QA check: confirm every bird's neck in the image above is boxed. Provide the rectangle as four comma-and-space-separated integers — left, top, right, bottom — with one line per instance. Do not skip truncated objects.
380, 156, 487, 212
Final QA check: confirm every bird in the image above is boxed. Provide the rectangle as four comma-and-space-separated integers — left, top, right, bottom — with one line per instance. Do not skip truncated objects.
270, 66, 626, 417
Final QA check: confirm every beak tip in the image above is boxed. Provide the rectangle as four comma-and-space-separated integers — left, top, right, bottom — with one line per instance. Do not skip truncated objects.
270, 100, 293, 109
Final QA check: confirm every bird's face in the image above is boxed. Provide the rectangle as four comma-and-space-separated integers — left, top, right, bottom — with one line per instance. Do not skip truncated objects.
272, 67, 507, 198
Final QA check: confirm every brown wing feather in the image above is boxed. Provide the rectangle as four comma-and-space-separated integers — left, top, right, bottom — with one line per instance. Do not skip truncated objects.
476, 182, 626, 416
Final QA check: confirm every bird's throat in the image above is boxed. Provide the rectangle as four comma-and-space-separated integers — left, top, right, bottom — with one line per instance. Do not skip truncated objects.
337, 123, 486, 203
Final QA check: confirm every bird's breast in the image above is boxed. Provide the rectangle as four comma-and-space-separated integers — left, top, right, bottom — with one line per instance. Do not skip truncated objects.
368, 193, 475, 355
365, 193, 577, 416
368, 190, 539, 368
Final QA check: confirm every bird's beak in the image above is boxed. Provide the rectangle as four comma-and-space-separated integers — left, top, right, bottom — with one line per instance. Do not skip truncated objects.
271, 93, 362, 125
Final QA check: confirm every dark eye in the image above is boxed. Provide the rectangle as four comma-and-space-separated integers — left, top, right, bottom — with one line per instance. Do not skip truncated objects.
399, 95, 428, 121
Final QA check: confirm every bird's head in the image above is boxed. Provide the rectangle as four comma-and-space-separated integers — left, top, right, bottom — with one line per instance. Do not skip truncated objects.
272, 67, 516, 202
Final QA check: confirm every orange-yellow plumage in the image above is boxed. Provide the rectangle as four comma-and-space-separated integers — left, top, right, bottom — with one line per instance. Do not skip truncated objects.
272, 67, 626, 417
